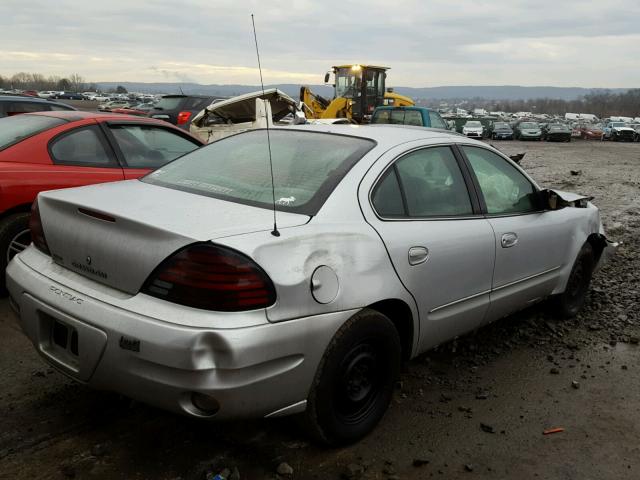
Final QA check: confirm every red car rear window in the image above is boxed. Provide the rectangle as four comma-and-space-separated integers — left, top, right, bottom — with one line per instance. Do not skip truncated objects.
0, 114, 66, 151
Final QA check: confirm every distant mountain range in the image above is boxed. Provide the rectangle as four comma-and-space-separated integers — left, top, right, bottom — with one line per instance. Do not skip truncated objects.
97, 82, 629, 101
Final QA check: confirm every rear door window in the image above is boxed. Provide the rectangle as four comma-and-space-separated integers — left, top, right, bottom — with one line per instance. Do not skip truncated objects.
50, 126, 118, 167
371, 169, 404, 217
372, 146, 474, 218
108, 124, 200, 168
396, 147, 473, 216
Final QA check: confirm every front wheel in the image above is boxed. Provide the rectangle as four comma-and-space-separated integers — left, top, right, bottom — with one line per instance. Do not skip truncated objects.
303, 309, 401, 446
0, 213, 31, 295
551, 242, 595, 318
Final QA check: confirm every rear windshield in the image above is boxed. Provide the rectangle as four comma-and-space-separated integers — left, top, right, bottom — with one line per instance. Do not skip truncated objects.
153, 96, 184, 111
143, 129, 375, 215
0, 114, 66, 151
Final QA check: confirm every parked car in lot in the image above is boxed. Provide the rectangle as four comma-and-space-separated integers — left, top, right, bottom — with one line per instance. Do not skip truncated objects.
7, 125, 616, 445
190, 89, 301, 143
462, 120, 484, 139
110, 103, 154, 117
38, 91, 59, 99
370, 106, 449, 130
51, 91, 84, 100
0, 111, 203, 292
514, 121, 542, 141
578, 124, 604, 140
602, 121, 635, 142
628, 123, 640, 142
0, 95, 76, 118
98, 101, 131, 112
542, 123, 572, 142
489, 122, 513, 140
148, 94, 223, 130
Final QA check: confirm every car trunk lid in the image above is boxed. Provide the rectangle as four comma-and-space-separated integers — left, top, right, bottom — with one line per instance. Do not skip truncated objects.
37, 180, 309, 294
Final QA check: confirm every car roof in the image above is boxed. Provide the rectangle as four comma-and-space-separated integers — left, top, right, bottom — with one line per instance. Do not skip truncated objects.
23, 110, 157, 122
0, 94, 63, 104
282, 124, 467, 144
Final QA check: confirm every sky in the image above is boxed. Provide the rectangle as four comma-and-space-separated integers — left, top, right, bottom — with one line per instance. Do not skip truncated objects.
1, 0, 639, 88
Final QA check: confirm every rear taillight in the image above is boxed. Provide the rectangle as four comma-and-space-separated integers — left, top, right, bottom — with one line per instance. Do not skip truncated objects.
141, 243, 276, 311
29, 199, 50, 255
176, 111, 192, 125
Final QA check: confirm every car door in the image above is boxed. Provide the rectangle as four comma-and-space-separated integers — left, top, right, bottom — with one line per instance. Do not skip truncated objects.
101, 122, 202, 179
459, 145, 575, 322
360, 142, 495, 351
47, 124, 125, 188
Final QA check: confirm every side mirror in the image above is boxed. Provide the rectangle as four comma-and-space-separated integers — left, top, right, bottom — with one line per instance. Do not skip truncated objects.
324, 72, 330, 84
509, 152, 525, 164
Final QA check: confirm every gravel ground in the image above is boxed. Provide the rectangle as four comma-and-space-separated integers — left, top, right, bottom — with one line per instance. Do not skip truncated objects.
1, 140, 639, 480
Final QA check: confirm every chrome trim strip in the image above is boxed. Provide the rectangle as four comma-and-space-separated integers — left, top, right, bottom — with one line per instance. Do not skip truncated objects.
430, 289, 491, 313
492, 265, 561, 292
264, 400, 307, 418
429, 265, 561, 313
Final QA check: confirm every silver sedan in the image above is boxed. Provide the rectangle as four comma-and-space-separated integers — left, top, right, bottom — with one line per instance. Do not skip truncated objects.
6, 125, 616, 445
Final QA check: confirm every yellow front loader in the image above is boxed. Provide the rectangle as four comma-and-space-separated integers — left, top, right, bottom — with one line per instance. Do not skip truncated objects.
300, 65, 413, 123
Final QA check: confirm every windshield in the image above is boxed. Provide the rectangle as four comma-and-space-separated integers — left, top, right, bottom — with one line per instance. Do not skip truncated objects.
520, 122, 538, 129
334, 67, 361, 99
550, 124, 566, 130
611, 122, 625, 128
465, 121, 481, 127
143, 129, 375, 215
0, 114, 66, 150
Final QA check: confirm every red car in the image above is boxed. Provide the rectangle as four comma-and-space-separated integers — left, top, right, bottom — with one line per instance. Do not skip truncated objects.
110, 106, 152, 117
0, 111, 203, 292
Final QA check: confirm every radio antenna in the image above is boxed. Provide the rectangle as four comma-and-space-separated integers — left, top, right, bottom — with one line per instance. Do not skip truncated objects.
251, 14, 279, 237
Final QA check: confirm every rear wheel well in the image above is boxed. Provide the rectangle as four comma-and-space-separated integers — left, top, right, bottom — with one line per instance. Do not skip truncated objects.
366, 299, 414, 361
1, 203, 32, 220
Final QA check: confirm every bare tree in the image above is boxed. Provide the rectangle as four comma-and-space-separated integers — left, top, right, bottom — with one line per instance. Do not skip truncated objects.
57, 78, 71, 91
69, 73, 85, 92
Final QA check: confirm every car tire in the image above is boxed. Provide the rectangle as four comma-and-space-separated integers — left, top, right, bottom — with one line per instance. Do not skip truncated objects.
552, 242, 595, 318
0, 213, 31, 295
303, 308, 401, 446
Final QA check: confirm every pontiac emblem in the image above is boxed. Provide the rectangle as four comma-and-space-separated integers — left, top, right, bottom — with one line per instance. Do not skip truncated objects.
86, 256, 92, 265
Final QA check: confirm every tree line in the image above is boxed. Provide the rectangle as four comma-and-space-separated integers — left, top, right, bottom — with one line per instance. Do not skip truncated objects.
0, 72, 98, 92
425, 89, 640, 118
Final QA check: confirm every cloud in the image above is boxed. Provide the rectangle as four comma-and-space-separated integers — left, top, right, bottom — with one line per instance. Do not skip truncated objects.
0, 0, 638, 87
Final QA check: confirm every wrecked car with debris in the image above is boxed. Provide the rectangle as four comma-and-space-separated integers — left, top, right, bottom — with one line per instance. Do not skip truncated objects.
189, 88, 303, 143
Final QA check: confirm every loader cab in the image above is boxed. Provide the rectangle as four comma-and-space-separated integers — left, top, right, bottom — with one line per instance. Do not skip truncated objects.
333, 65, 387, 123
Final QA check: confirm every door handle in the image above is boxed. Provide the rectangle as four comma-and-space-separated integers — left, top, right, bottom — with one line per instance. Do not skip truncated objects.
501, 232, 518, 248
408, 246, 429, 266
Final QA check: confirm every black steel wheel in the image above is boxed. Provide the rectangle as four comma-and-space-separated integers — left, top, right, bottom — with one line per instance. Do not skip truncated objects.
0, 212, 31, 295
304, 308, 401, 446
552, 242, 595, 318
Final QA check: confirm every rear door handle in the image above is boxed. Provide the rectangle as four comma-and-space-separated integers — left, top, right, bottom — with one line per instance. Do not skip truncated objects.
501, 232, 518, 248
408, 246, 429, 265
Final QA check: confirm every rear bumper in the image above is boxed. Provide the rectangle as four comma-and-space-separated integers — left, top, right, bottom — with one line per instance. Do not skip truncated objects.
6, 251, 353, 420
493, 132, 513, 139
